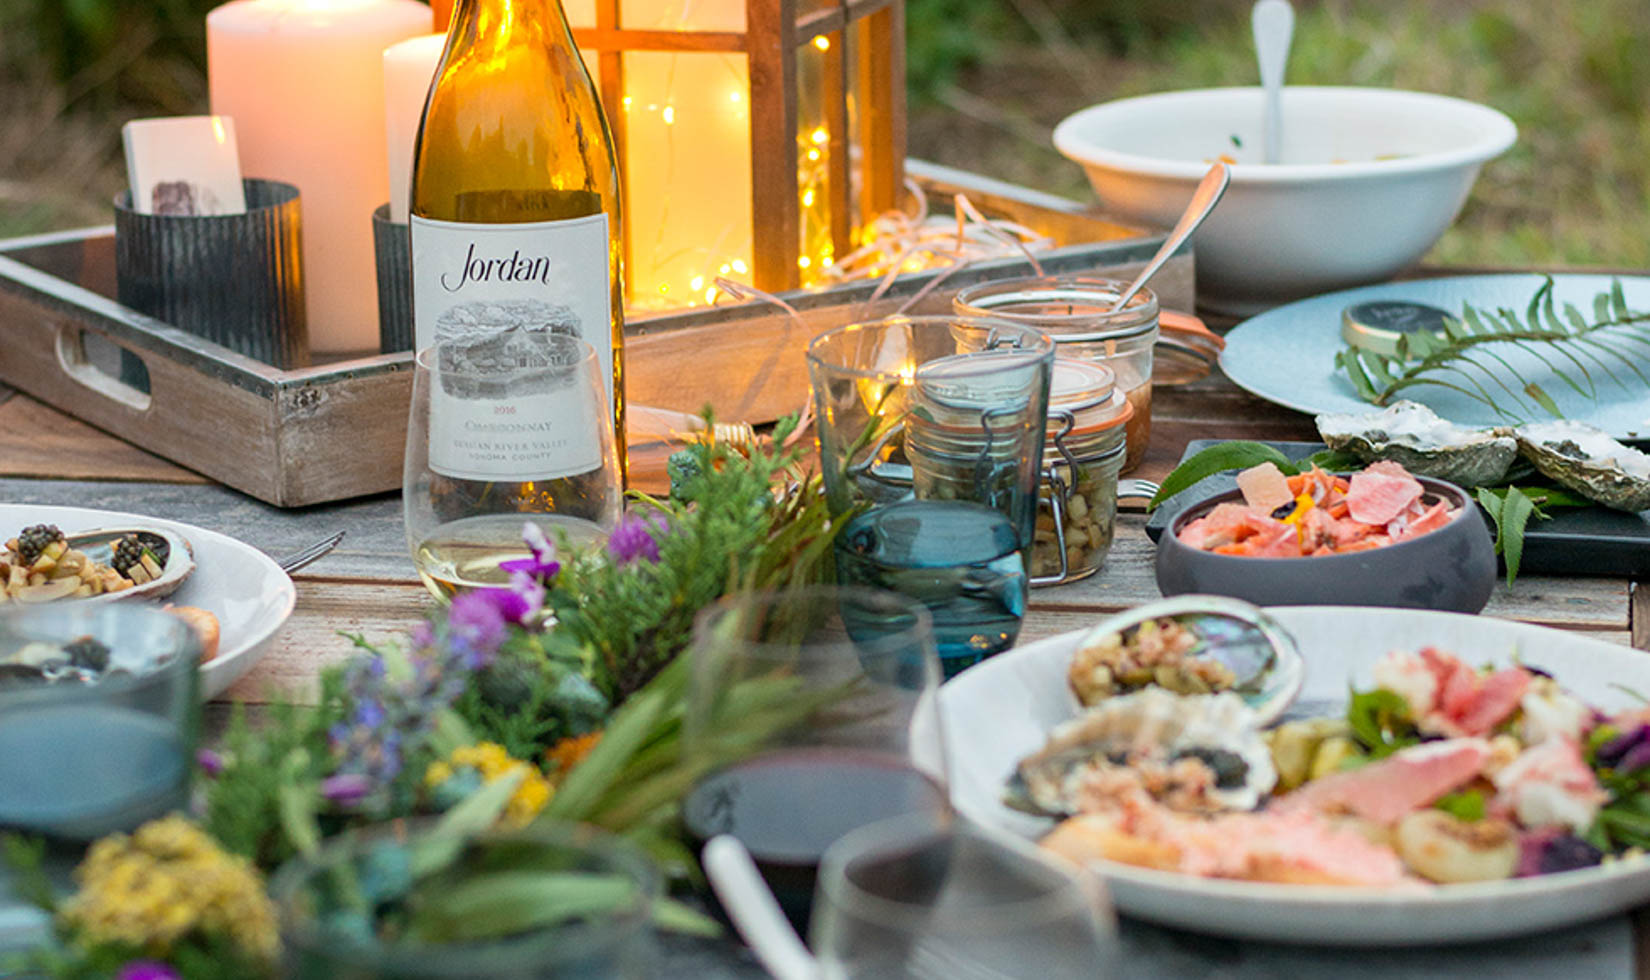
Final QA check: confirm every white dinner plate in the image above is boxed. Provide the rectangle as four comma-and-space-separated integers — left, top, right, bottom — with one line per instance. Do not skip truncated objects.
0, 504, 295, 699
941, 606, 1650, 945
1219, 273, 1650, 441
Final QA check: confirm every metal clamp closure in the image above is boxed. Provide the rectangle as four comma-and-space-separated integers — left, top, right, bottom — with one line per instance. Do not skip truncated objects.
1029, 409, 1078, 587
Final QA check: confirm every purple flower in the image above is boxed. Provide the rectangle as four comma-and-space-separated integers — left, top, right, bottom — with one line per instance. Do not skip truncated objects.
320, 772, 373, 805
499, 521, 560, 581
409, 620, 435, 651
116, 963, 180, 980
508, 570, 546, 615
607, 511, 669, 565
1600, 725, 1650, 769
195, 749, 224, 778
329, 641, 474, 805
448, 591, 510, 660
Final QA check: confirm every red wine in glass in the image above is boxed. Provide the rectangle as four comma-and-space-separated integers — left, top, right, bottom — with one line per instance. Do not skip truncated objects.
683, 745, 949, 931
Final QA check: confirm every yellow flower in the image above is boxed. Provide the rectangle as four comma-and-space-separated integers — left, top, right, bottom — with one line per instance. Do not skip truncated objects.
425, 742, 553, 828
424, 760, 454, 789
59, 815, 278, 964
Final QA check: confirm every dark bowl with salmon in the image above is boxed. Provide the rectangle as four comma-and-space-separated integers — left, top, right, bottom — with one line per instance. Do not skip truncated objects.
1155, 469, 1497, 614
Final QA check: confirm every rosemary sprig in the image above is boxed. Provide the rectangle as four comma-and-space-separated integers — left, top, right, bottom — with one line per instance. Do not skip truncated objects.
1335, 277, 1650, 420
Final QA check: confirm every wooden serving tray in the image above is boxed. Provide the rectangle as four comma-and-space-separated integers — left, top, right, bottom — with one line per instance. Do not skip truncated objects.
0, 161, 1192, 507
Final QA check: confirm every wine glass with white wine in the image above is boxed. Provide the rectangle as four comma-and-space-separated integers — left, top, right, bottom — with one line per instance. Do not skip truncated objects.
404, 331, 621, 599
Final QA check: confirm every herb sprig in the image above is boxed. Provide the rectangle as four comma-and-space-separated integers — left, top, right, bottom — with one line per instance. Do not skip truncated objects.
1335, 277, 1650, 421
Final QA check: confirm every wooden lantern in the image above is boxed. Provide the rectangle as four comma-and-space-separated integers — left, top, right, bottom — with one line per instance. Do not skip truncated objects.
559, 0, 907, 309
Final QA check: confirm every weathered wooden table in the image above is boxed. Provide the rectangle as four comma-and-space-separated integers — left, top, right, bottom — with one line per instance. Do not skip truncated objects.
1, 359, 1645, 977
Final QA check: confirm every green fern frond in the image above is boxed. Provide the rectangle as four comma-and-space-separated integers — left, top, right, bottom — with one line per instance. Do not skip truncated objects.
1337, 278, 1650, 418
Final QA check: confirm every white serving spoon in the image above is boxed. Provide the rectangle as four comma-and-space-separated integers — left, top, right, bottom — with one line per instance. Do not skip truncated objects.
704, 835, 820, 980
1252, 0, 1295, 164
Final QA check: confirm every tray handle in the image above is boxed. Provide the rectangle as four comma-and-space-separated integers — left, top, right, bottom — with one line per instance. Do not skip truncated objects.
53, 322, 152, 413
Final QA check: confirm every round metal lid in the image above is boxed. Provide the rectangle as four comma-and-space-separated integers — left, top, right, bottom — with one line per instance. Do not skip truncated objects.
1047, 358, 1131, 441
1340, 300, 1451, 357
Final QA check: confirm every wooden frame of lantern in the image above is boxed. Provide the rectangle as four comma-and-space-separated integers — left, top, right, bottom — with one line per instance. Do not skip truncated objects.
570, 0, 906, 297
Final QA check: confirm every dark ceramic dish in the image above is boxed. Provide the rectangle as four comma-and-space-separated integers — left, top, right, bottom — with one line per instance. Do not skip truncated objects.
1155, 476, 1496, 613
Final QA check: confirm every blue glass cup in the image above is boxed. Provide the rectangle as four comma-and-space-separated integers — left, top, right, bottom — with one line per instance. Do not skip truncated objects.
0, 604, 200, 841
806, 315, 1055, 676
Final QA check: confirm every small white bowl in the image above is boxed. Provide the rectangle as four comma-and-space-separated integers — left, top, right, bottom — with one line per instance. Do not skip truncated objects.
1054, 86, 1517, 314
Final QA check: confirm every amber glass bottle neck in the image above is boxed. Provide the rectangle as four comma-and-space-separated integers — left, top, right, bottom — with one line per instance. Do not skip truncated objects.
448, 0, 572, 50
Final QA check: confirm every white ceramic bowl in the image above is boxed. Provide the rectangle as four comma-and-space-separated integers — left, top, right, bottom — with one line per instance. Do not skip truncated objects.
1053, 86, 1517, 314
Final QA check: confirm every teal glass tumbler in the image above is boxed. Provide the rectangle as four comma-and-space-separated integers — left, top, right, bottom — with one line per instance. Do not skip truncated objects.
806, 315, 1055, 676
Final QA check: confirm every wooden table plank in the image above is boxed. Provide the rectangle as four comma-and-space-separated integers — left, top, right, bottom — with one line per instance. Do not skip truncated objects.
0, 394, 205, 485
224, 581, 430, 704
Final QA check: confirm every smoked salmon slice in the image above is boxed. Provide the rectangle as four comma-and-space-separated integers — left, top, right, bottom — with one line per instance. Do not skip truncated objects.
1272, 738, 1492, 825
1346, 466, 1424, 525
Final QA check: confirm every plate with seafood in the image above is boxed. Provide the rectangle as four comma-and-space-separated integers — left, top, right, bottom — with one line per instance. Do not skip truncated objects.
0, 505, 294, 699
941, 604, 1650, 944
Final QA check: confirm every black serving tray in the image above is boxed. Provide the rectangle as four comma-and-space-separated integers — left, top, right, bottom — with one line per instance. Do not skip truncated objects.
1145, 440, 1650, 578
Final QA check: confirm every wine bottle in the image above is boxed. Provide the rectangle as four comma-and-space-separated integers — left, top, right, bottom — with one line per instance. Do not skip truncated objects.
409, 0, 625, 506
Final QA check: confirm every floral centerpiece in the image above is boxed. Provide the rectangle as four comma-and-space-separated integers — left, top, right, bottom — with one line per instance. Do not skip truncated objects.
5, 416, 847, 978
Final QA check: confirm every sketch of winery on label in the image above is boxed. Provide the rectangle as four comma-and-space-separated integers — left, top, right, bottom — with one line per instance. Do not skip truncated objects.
433, 298, 581, 346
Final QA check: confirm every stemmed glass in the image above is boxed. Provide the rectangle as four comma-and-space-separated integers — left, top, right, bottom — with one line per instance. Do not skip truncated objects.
682, 586, 948, 932
403, 331, 621, 598
811, 813, 1119, 979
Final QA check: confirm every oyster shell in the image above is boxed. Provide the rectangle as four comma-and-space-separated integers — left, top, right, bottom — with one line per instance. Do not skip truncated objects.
4, 527, 194, 604
1514, 421, 1650, 512
1009, 688, 1278, 817
1068, 596, 1303, 725
1315, 401, 1517, 487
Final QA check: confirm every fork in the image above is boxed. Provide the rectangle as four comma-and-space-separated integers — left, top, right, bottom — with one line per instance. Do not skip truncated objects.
276, 531, 345, 574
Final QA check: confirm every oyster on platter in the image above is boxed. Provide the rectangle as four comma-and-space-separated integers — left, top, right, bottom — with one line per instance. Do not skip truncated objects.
1, 525, 195, 604
1009, 688, 1278, 818
1315, 400, 1518, 487
1514, 421, 1650, 513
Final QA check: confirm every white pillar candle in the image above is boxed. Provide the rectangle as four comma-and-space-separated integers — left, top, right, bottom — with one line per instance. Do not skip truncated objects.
383, 33, 446, 225
208, 0, 432, 354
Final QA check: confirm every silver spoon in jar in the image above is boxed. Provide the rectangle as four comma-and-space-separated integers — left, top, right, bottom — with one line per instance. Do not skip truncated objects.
1106, 160, 1231, 313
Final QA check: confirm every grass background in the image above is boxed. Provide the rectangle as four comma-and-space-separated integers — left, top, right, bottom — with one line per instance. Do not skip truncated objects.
3, 0, 1648, 268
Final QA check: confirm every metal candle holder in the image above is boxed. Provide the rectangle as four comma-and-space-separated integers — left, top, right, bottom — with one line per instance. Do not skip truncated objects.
114, 178, 308, 369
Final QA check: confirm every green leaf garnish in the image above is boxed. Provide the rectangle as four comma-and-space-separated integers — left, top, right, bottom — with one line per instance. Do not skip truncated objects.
1149, 441, 1299, 510
1473, 483, 1589, 585
1434, 790, 1487, 822
1346, 688, 1420, 759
